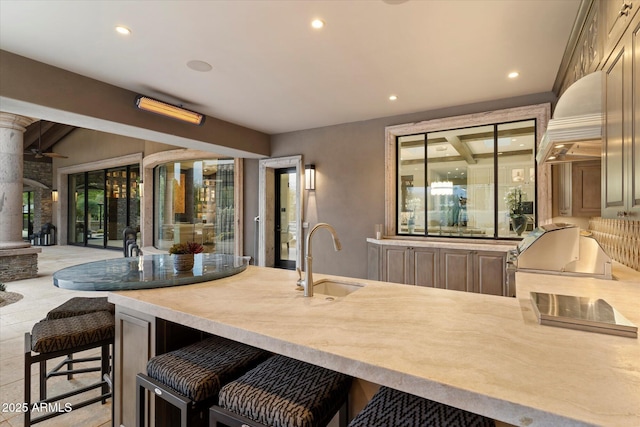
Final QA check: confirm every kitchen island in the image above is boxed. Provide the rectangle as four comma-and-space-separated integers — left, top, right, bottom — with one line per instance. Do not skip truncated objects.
108, 263, 640, 427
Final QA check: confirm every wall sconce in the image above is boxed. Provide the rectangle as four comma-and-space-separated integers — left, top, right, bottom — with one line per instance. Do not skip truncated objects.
51, 190, 58, 202
305, 164, 316, 190
139, 181, 144, 198
135, 95, 205, 126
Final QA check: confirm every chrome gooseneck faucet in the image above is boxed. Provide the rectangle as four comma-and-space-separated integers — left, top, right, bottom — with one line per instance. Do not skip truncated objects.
300, 223, 342, 297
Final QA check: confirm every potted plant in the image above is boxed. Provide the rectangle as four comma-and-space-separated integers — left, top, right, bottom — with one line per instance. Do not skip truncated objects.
504, 186, 528, 236
169, 242, 204, 272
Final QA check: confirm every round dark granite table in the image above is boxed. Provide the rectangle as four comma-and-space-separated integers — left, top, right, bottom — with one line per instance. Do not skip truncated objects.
53, 253, 248, 291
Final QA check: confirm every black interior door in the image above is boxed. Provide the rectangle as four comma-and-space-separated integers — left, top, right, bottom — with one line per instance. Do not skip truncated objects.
274, 168, 296, 270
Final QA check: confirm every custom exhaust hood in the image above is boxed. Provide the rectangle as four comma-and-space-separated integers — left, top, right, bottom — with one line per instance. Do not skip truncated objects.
537, 71, 603, 164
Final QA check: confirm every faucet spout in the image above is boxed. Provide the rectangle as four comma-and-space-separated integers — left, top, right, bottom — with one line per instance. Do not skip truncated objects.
303, 223, 341, 297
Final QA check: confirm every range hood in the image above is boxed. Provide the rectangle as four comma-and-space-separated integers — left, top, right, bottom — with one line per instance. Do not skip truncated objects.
537, 71, 602, 164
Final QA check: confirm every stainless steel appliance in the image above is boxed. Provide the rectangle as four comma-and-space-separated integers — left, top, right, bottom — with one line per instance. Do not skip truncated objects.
531, 292, 637, 338
512, 223, 612, 279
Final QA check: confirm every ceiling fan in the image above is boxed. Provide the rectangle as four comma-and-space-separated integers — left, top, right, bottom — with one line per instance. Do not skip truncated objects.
24, 121, 68, 159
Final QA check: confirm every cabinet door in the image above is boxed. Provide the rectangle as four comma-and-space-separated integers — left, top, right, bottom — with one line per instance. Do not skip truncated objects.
411, 247, 439, 287
115, 307, 155, 427
603, 0, 637, 53
367, 243, 381, 280
557, 163, 573, 216
602, 41, 627, 217
630, 15, 640, 217
439, 249, 473, 292
474, 252, 506, 296
381, 246, 409, 284
603, 12, 640, 218
572, 160, 602, 217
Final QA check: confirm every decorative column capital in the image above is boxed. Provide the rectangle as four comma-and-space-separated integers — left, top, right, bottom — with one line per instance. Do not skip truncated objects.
0, 112, 37, 132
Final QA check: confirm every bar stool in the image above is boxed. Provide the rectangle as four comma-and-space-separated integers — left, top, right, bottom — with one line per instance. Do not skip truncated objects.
136, 335, 271, 427
24, 311, 115, 426
44, 296, 115, 383
46, 296, 114, 320
210, 355, 352, 427
348, 386, 496, 427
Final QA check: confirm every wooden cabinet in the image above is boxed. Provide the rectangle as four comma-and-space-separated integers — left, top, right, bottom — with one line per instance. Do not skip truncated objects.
412, 247, 439, 287
439, 249, 473, 292
555, 161, 602, 217
114, 307, 155, 427
367, 242, 380, 280
602, 11, 640, 219
474, 251, 507, 296
572, 161, 602, 216
380, 245, 439, 286
381, 245, 410, 284
603, 0, 637, 53
557, 163, 573, 216
369, 242, 509, 296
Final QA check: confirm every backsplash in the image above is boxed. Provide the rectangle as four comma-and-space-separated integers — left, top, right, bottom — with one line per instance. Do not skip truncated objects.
589, 218, 640, 272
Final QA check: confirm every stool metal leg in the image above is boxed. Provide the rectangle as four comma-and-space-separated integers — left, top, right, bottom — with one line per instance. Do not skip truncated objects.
137, 373, 195, 427
136, 375, 146, 427
39, 360, 47, 401
24, 333, 32, 427
101, 343, 109, 404
67, 353, 73, 380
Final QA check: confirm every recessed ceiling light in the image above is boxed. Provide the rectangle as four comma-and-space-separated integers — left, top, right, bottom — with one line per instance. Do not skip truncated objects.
389, 95, 398, 101
311, 19, 325, 29
519, 144, 524, 147
115, 26, 131, 35
548, 156, 557, 160
508, 71, 519, 79
555, 144, 565, 148
187, 60, 213, 72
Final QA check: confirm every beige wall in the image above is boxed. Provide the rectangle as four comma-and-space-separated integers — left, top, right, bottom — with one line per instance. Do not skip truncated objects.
262, 92, 557, 279
0, 50, 270, 158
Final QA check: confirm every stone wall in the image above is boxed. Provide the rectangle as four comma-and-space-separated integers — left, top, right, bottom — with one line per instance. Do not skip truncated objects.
0, 252, 39, 282
24, 160, 53, 230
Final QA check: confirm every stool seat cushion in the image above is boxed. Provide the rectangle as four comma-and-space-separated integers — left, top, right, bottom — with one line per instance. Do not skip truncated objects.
218, 355, 352, 427
348, 386, 495, 427
46, 297, 115, 320
31, 311, 115, 354
146, 336, 270, 403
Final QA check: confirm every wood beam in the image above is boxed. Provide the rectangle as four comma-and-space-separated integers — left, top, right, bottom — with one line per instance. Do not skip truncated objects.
445, 135, 476, 165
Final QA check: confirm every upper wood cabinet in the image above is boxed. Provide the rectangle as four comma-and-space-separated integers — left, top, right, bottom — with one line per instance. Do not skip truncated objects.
553, 161, 601, 217
572, 161, 602, 217
602, 12, 640, 218
557, 163, 573, 216
603, 0, 637, 53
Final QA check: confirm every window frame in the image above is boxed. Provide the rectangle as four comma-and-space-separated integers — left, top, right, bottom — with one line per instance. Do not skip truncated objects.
385, 104, 551, 239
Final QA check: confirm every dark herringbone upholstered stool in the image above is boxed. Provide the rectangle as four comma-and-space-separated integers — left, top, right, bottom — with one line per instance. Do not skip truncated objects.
24, 311, 115, 426
209, 355, 352, 427
46, 296, 114, 320
349, 386, 496, 427
136, 335, 271, 427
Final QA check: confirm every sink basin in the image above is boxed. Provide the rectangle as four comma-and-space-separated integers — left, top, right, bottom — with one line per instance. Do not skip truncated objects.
313, 279, 364, 297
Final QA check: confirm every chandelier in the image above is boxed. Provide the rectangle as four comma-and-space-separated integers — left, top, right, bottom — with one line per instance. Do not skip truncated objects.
431, 181, 453, 196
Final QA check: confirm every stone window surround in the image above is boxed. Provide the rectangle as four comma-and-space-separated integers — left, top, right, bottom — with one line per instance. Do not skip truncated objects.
384, 103, 552, 237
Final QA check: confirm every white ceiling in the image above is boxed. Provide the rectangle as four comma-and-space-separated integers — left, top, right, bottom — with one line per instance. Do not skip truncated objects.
0, 0, 580, 135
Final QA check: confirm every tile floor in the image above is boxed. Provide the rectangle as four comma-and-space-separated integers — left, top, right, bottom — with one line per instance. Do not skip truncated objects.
1, 246, 121, 427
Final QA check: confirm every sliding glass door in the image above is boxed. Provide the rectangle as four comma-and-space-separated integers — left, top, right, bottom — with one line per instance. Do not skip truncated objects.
68, 165, 140, 249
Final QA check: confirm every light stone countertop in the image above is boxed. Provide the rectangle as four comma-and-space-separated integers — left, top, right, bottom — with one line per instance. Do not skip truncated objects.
109, 263, 640, 427
367, 237, 517, 252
